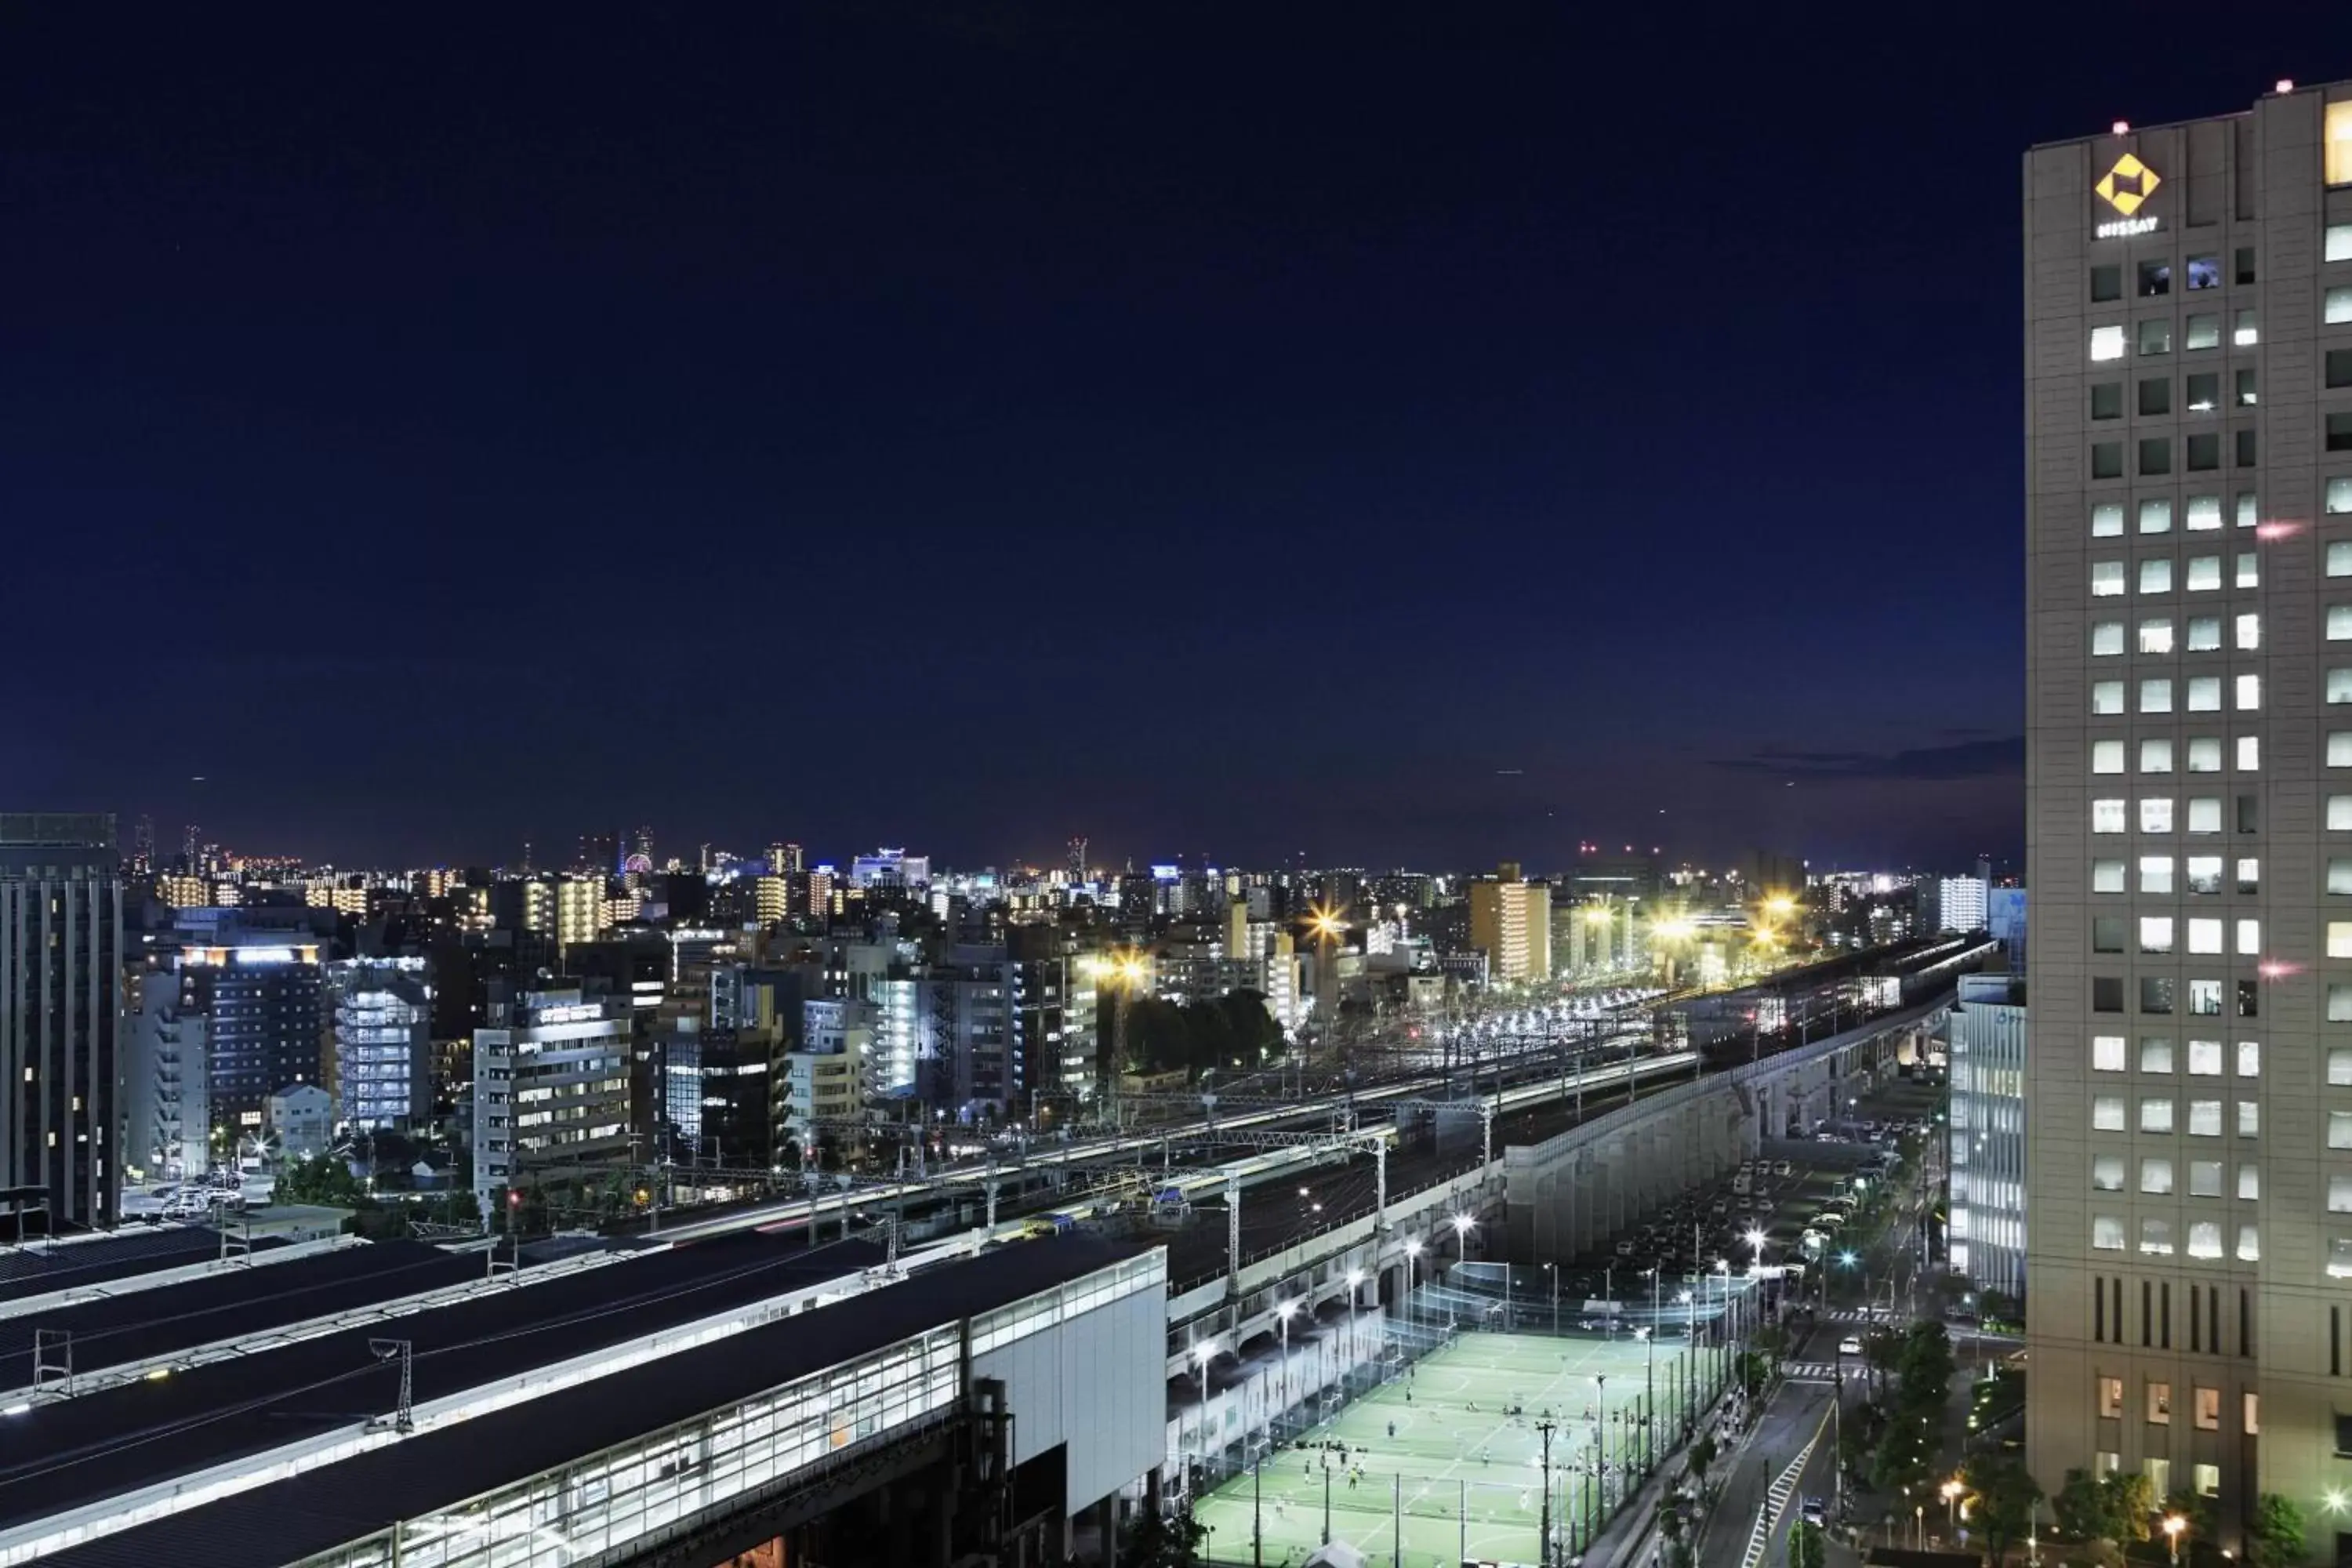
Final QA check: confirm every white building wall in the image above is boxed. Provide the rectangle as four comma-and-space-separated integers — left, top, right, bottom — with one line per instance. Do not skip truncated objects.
975, 1265, 1167, 1513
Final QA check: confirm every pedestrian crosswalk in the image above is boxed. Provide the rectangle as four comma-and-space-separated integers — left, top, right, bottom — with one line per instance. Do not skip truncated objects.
1782, 1361, 1842, 1381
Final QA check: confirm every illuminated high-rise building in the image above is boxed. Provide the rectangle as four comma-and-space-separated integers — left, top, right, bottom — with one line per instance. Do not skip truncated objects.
1468, 865, 1551, 984
2025, 85, 2352, 1553
2, 814, 122, 1228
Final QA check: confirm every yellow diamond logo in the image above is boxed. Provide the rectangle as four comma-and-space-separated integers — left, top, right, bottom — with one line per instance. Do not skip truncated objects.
2095, 152, 2159, 216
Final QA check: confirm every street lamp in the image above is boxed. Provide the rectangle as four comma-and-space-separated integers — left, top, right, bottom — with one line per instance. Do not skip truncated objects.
1941, 1479, 1962, 1536
1404, 1237, 1424, 1327
2162, 1513, 2187, 1567
1451, 1211, 1476, 1265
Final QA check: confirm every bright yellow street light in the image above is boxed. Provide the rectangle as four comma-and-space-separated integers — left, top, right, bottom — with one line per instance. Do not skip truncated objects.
1584, 905, 1613, 925
1763, 895, 1797, 920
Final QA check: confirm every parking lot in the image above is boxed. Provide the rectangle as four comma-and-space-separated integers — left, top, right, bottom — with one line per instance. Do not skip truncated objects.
1537, 1091, 1943, 1303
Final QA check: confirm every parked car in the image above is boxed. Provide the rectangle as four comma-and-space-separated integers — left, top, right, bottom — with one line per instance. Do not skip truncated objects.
1838, 1335, 1864, 1356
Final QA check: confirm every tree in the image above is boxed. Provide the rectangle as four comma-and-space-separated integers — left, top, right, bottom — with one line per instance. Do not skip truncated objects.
2053, 1468, 2111, 1542
1687, 1435, 1719, 1486
2098, 1472, 2154, 1543
1788, 1520, 1827, 1568
1896, 1322, 1956, 1410
2245, 1492, 2307, 1568
1123, 1504, 1207, 1568
1964, 1454, 2042, 1567
276, 1152, 365, 1207
1863, 1330, 1904, 1398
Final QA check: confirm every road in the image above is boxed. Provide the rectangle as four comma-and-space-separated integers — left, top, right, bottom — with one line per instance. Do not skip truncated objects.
1697, 1379, 1835, 1568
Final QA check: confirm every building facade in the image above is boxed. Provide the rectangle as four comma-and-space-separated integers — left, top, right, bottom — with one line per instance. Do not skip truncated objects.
1949, 971, 2029, 1299
0, 814, 123, 1230
1468, 869, 1552, 985
2025, 86, 2352, 1554
326, 956, 432, 1130
470, 985, 631, 1214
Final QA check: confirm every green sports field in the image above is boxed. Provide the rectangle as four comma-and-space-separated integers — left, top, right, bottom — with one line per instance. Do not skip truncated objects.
1193, 1330, 1700, 1568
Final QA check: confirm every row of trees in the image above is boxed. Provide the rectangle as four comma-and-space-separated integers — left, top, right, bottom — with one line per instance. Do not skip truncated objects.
1839, 1321, 1956, 1499
2048, 1469, 2304, 1567
1122, 989, 1285, 1080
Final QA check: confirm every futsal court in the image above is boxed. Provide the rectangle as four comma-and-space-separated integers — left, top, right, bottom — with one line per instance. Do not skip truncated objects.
1193, 1328, 1695, 1568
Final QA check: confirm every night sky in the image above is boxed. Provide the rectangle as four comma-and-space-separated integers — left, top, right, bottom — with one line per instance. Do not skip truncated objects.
2, 8, 2340, 875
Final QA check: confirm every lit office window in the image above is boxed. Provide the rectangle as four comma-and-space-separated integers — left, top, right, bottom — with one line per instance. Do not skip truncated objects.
2092, 858, 2125, 891
2144, 558, 2177, 593
2141, 916, 2176, 953
2140, 797, 2174, 833
2093, 681, 2125, 714
2093, 501, 2125, 536
2141, 1157, 2173, 1194
2141, 678, 2174, 713
2185, 494, 2220, 531
2187, 738, 2221, 773
2186, 677, 2220, 712
2236, 674, 2261, 711
2143, 738, 2175, 774
2092, 1215, 2125, 1250
2185, 1099, 2219, 1137
2092, 799, 2126, 833
2186, 918, 2221, 955
2237, 1225, 2259, 1261
2182, 556, 2216, 592
2236, 612, 2260, 650
2092, 1034, 2127, 1071
2187, 1037, 2223, 1074
2187, 1223, 2223, 1260
2143, 1098, 2176, 1134
2235, 736, 2258, 771
2092, 619, 2125, 655
2092, 740, 2125, 775
2091, 324, 2128, 361
2092, 1154, 2124, 1191
2140, 499, 2173, 534
2232, 310, 2257, 347
2140, 855, 2174, 893
2328, 285, 2352, 326
2140, 618, 2173, 653
2184, 313, 2220, 350
2189, 1160, 2223, 1197
2093, 1095, 2126, 1131
2092, 560, 2126, 596
2140, 1219, 2174, 1254
2142, 1036, 2174, 1073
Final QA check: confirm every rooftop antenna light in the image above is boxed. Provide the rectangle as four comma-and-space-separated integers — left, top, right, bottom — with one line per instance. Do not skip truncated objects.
2112, 119, 2130, 135
2276, 79, 2295, 94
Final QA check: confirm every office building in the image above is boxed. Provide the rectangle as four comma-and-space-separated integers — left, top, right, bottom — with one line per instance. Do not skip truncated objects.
1949, 971, 2029, 1299
470, 984, 631, 1214
326, 956, 432, 1130
2025, 86, 2352, 1552
1, 814, 124, 1230
129, 931, 327, 1162
1468, 866, 1552, 984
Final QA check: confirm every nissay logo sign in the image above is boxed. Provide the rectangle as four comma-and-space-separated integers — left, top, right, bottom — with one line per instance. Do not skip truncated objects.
2095, 152, 2161, 238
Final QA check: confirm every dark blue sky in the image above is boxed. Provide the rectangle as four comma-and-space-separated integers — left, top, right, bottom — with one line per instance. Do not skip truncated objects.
1, 7, 2337, 874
